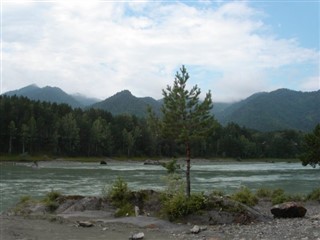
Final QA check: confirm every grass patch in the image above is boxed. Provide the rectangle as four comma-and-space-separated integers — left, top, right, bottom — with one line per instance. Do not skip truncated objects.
42, 190, 62, 212
102, 177, 135, 217
306, 188, 320, 201
161, 192, 207, 221
231, 186, 258, 206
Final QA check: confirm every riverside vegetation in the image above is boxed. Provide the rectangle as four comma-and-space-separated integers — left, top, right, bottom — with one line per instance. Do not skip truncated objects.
12, 176, 320, 222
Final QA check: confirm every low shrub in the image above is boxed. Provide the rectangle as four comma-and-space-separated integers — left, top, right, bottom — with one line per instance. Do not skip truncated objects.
19, 195, 32, 204
114, 203, 135, 217
42, 190, 61, 212
210, 189, 225, 197
103, 177, 134, 217
45, 190, 61, 201
162, 192, 207, 221
231, 186, 258, 206
255, 188, 272, 198
306, 188, 320, 201
106, 177, 131, 207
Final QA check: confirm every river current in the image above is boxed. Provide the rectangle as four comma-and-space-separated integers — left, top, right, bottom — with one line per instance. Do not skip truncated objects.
0, 161, 318, 212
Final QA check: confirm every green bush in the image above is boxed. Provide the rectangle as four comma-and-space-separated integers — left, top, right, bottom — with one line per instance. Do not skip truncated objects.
210, 190, 225, 197
306, 188, 320, 201
231, 186, 258, 206
102, 177, 135, 217
106, 177, 131, 207
19, 195, 32, 204
162, 192, 207, 221
270, 189, 291, 204
255, 188, 272, 198
42, 190, 61, 212
45, 190, 61, 201
114, 203, 135, 217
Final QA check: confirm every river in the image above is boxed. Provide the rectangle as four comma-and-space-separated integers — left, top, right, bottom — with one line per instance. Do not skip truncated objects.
0, 161, 318, 212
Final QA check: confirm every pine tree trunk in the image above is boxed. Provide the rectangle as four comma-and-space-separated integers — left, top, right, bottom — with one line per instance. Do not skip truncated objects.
186, 142, 191, 197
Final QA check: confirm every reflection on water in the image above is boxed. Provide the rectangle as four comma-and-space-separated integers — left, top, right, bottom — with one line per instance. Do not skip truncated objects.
0, 161, 318, 212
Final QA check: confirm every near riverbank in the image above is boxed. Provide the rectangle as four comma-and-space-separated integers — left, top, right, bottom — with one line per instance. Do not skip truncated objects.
1, 197, 319, 240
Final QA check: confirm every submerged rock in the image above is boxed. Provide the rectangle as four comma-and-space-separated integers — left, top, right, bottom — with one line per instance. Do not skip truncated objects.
271, 202, 307, 218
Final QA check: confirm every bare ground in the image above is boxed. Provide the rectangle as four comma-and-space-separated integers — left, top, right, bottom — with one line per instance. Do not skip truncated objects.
1, 200, 319, 240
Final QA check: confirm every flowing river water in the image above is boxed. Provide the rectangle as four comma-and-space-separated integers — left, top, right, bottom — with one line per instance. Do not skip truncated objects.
0, 160, 319, 212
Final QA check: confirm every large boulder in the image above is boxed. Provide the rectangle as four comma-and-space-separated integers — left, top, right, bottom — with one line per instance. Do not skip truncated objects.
271, 202, 307, 218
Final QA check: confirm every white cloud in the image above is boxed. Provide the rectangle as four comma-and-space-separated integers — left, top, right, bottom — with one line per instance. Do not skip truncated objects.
1, 1, 319, 102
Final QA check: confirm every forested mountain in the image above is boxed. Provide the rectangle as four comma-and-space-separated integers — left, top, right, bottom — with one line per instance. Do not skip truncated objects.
3, 85, 319, 132
3, 84, 95, 108
0, 95, 306, 159
91, 90, 162, 117
215, 89, 320, 132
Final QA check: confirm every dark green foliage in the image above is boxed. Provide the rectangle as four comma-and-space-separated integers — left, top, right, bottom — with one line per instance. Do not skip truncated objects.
42, 190, 61, 212
161, 159, 180, 174
161, 65, 214, 197
92, 90, 162, 118
231, 186, 258, 206
104, 177, 134, 217
0, 94, 308, 159
300, 124, 320, 168
162, 192, 207, 221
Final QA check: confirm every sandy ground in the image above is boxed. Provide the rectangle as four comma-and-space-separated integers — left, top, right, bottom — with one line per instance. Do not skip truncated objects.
0, 214, 189, 240
1, 201, 320, 240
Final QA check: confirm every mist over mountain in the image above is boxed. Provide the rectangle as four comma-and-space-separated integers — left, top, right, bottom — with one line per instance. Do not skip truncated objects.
3, 85, 319, 132
3, 84, 98, 108
215, 89, 320, 132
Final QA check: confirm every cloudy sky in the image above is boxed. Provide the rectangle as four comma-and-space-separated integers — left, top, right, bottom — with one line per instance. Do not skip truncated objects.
1, 0, 319, 102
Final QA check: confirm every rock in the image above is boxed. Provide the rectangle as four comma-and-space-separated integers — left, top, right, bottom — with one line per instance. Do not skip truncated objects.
143, 160, 161, 165
200, 226, 207, 231
311, 214, 320, 220
129, 232, 144, 240
100, 160, 107, 165
190, 225, 200, 234
77, 221, 93, 227
134, 206, 140, 217
271, 202, 307, 218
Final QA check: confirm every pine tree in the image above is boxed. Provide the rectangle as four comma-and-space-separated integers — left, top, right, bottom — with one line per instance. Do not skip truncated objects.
161, 65, 214, 197
301, 124, 320, 168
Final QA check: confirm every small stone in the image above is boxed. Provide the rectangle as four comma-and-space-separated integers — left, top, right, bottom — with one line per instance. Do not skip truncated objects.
190, 225, 200, 234
77, 221, 93, 227
200, 226, 207, 231
134, 206, 140, 217
129, 232, 145, 240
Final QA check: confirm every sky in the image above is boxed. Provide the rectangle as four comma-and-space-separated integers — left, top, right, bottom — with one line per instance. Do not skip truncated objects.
1, 0, 319, 102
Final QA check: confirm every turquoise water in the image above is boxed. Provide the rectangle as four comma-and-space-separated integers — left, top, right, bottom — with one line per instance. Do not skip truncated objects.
0, 161, 318, 212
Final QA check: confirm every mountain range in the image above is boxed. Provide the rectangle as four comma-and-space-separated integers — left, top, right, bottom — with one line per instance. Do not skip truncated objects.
3, 84, 319, 132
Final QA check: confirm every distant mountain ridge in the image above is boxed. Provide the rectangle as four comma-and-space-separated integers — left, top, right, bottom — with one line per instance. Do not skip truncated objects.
3, 85, 319, 132
215, 88, 320, 132
3, 84, 99, 108
91, 90, 162, 117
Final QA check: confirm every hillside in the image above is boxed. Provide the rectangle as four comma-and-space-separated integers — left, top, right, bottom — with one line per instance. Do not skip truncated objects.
3, 84, 96, 108
215, 89, 320, 132
3, 85, 319, 132
91, 90, 162, 117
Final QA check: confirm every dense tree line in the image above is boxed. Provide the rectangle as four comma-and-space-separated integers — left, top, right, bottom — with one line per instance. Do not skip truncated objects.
0, 95, 306, 159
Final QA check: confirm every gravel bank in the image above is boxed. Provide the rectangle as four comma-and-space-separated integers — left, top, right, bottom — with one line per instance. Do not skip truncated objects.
1, 201, 319, 240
